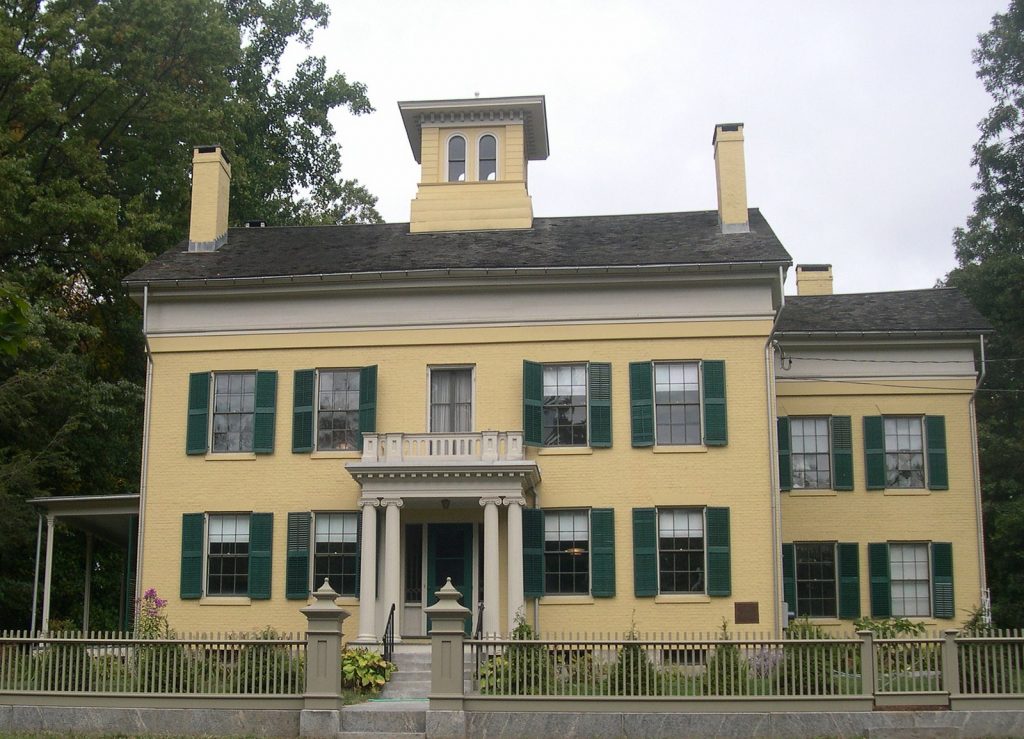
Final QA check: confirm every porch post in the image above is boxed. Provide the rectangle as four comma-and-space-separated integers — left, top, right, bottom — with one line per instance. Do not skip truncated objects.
480, 496, 501, 636
355, 498, 380, 644
41, 514, 55, 634
505, 496, 525, 630
381, 497, 403, 642
83, 532, 94, 633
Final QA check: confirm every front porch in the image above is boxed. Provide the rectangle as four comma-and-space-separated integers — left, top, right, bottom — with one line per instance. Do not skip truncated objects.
346, 431, 540, 643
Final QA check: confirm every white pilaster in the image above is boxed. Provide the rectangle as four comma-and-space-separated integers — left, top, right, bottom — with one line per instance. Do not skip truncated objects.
504, 497, 525, 630
381, 497, 403, 642
480, 496, 501, 636
354, 498, 379, 643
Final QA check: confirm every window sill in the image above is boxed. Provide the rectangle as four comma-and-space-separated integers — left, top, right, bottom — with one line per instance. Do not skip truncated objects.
539, 595, 595, 605
204, 452, 257, 461
200, 596, 252, 606
797, 618, 845, 625
883, 489, 931, 496
310, 450, 361, 460
537, 447, 593, 456
655, 594, 711, 604
653, 445, 707, 454
786, 489, 838, 497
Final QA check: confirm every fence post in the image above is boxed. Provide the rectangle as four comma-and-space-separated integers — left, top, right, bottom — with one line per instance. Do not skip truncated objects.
942, 628, 960, 699
857, 630, 875, 701
424, 577, 472, 710
299, 579, 350, 736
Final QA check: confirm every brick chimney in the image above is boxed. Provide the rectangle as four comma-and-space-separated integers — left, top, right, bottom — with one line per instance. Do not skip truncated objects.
796, 264, 834, 295
712, 123, 749, 234
188, 145, 231, 252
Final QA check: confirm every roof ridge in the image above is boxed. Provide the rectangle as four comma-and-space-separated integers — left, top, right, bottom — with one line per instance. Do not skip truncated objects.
789, 287, 957, 299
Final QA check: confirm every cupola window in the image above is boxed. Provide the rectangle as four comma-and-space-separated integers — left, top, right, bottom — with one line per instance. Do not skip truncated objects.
447, 135, 466, 182
479, 134, 497, 181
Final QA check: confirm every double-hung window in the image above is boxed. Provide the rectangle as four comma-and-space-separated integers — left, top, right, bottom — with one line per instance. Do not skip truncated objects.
212, 372, 256, 452
317, 370, 360, 451
447, 135, 466, 181
523, 361, 611, 448
868, 541, 954, 619
794, 542, 837, 618
544, 510, 590, 595
889, 543, 930, 617
478, 134, 497, 181
658, 509, 705, 593
186, 370, 277, 455
791, 418, 832, 489
313, 513, 359, 596
884, 417, 925, 489
654, 362, 701, 445
430, 368, 473, 432
207, 514, 249, 596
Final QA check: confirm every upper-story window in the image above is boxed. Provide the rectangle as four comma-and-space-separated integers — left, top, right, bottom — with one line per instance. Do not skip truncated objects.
885, 417, 925, 488
317, 370, 360, 451
654, 362, 701, 445
447, 135, 466, 182
543, 364, 588, 446
791, 417, 832, 489
478, 134, 497, 181
430, 367, 472, 433
213, 372, 256, 452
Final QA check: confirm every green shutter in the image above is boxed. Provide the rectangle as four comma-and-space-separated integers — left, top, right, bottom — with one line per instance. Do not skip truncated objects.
629, 362, 654, 447
868, 542, 891, 617
932, 542, 954, 618
706, 507, 731, 596
837, 542, 861, 619
186, 372, 210, 455
831, 416, 854, 491
777, 417, 792, 491
353, 512, 362, 598
864, 417, 886, 490
782, 543, 796, 616
588, 362, 612, 447
248, 513, 273, 600
926, 416, 949, 490
590, 508, 615, 597
702, 360, 727, 446
286, 512, 311, 599
523, 508, 545, 598
253, 371, 277, 454
522, 361, 543, 446
357, 365, 377, 451
180, 513, 204, 599
632, 508, 657, 597
292, 370, 315, 453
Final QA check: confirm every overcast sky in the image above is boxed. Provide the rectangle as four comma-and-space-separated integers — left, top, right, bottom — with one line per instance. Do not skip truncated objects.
301, 1, 1006, 295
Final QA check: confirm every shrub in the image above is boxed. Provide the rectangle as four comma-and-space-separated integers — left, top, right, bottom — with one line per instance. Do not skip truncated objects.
477, 615, 551, 695
701, 619, 748, 696
605, 618, 658, 696
780, 618, 850, 695
342, 647, 394, 693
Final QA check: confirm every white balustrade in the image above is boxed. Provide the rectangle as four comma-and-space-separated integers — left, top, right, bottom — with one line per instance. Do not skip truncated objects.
359, 431, 524, 464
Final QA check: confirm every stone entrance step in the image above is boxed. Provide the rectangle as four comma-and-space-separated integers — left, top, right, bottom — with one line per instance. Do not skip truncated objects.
342, 699, 426, 736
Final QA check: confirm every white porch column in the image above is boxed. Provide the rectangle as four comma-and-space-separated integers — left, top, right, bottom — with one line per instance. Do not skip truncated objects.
504, 497, 525, 630
381, 497, 403, 643
480, 496, 501, 636
83, 533, 94, 633
355, 498, 379, 643
41, 514, 55, 634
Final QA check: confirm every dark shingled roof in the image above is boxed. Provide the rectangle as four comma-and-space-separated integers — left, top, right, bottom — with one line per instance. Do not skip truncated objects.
775, 289, 991, 335
124, 209, 790, 284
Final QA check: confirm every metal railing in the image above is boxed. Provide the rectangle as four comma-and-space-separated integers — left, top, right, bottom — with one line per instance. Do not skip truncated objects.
382, 604, 396, 663
0, 630, 305, 695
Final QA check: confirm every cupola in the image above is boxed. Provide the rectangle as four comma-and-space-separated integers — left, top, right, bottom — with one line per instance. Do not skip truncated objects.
398, 95, 549, 233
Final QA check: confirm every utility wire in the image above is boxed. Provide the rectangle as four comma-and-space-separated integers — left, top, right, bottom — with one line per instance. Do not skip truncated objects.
782, 376, 1024, 394
784, 355, 1024, 365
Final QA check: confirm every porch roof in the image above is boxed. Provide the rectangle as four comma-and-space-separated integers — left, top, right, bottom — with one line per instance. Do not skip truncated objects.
29, 494, 139, 546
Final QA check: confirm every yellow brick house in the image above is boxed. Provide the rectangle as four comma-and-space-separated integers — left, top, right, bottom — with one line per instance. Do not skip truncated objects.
121, 95, 990, 643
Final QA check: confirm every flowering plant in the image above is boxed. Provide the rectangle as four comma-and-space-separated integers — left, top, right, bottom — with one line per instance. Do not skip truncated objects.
136, 588, 171, 638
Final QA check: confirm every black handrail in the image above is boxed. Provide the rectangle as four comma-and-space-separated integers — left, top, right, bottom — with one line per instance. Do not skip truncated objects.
382, 603, 396, 662
473, 600, 485, 639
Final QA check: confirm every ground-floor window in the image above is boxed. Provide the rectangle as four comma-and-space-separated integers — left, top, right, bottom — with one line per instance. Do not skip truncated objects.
890, 542, 930, 617
795, 542, 837, 618
544, 510, 590, 594
207, 514, 249, 596
314, 512, 359, 596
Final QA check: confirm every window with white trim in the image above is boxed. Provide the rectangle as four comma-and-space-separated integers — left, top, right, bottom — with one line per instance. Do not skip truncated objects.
429, 368, 472, 433
478, 134, 497, 181
890, 542, 930, 617
791, 417, 832, 489
658, 508, 705, 594
884, 417, 925, 488
543, 364, 588, 446
795, 542, 837, 617
544, 510, 590, 594
654, 362, 701, 445
317, 370, 360, 451
447, 135, 466, 182
207, 514, 249, 596
212, 372, 255, 452
313, 513, 359, 596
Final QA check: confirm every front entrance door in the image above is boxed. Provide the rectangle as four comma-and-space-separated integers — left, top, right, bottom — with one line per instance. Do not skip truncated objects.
426, 523, 474, 634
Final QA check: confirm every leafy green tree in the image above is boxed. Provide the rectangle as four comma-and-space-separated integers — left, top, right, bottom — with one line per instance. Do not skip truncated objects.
0, 0, 378, 629
947, 0, 1024, 626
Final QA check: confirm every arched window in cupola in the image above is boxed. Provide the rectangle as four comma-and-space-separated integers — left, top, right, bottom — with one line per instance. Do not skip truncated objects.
479, 134, 497, 181
447, 135, 466, 182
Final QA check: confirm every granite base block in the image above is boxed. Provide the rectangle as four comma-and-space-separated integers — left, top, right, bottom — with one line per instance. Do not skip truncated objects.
467, 711, 623, 739
623, 711, 771, 738
299, 708, 341, 737
426, 709, 466, 739
0, 705, 299, 737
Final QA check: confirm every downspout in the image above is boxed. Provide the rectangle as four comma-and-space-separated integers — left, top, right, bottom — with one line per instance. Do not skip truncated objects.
134, 284, 155, 625
764, 265, 786, 636
970, 335, 988, 617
